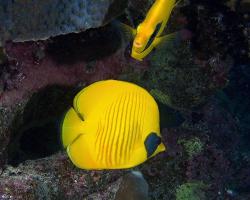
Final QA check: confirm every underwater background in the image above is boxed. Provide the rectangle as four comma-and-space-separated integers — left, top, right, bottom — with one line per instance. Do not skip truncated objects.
0, 0, 249, 199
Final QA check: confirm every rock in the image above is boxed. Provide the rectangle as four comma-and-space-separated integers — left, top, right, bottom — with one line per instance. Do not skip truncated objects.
0, 152, 125, 200
0, 25, 126, 107
0, 0, 128, 44
115, 171, 149, 200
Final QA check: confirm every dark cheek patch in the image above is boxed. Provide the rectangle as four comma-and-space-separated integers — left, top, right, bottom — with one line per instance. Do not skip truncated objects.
144, 132, 162, 158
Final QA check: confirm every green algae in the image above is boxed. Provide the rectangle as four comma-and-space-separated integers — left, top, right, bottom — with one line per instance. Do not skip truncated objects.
148, 41, 211, 110
178, 137, 204, 159
176, 181, 207, 200
150, 89, 172, 108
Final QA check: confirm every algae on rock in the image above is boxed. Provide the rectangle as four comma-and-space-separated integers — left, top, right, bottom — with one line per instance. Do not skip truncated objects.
176, 181, 207, 200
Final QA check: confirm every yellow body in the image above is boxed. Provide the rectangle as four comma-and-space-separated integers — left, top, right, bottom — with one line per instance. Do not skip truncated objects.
131, 0, 177, 60
61, 80, 165, 169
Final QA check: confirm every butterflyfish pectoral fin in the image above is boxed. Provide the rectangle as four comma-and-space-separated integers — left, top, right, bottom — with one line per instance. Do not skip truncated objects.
114, 21, 136, 41
154, 32, 179, 49
120, 22, 136, 36
155, 32, 178, 47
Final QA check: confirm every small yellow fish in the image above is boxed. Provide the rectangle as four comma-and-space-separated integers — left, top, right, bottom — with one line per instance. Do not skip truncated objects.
61, 80, 165, 169
121, 0, 179, 61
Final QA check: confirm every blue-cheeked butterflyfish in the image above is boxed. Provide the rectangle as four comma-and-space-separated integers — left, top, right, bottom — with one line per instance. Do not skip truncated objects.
61, 80, 165, 170
119, 0, 180, 61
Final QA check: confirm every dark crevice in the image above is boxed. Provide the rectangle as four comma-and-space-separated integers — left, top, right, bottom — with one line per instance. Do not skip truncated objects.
8, 120, 61, 166
46, 23, 121, 64
7, 85, 79, 166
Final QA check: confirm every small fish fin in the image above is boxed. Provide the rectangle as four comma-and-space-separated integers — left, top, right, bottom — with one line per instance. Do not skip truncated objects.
114, 21, 136, 40
154, 32, 179, 49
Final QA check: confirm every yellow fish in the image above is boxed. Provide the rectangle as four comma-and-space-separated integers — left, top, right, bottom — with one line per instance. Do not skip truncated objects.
61, 80, 165, 169
120, 0, 180, 61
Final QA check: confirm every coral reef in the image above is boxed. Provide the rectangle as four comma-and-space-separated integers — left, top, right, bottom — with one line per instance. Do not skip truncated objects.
149, 41, 231, 109
0, 0, 127, 44
0, 152, 125, 199
178, 137, 204, 159
186, 145, 232, 197
175, 181, 207, 200
0, 0, 249, 199
0, 24, 130, 107
136, 98, 249, 199
120, 39, 232, 110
